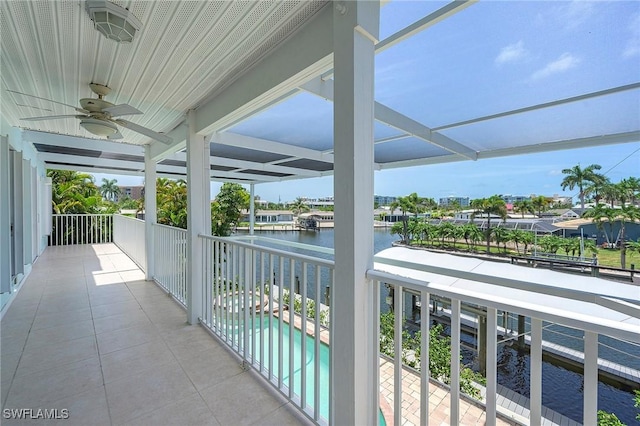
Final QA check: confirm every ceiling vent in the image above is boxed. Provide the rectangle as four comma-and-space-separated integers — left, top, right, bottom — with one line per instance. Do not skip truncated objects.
86, 0, 142, 43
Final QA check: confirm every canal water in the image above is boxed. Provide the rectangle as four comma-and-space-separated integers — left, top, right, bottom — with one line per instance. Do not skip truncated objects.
237, 228, 638, 423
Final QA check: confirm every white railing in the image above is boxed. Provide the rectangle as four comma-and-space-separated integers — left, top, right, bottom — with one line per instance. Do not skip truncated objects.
49, 214, 112, 246
199, 235, 334, 425
113, 214, 146, 271
154, 223, 188, 306
367, 257, 640, 426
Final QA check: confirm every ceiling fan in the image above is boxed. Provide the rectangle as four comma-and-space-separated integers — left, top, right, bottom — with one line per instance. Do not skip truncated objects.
8, 83, 172, 144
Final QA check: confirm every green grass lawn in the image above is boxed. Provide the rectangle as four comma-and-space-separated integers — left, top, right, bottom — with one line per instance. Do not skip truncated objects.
409, 240, 640, 270
594, 248, 640, 269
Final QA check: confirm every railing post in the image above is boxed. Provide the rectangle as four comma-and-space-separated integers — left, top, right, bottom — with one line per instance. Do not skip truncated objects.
332, 1, 379, 424
584, 331, 598, 426
450, 298, 461, 425
144, 145, 156, 281
530, 317, 542, 426
486, 307, 497, 425
186, 110, 209, 324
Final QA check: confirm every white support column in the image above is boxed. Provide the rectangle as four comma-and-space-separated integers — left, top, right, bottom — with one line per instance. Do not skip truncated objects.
144, 146, 157, 281
21, 159, 32, 268
530, 318, 543, 426
0, 136, 11, 294
186, 110, 210, 324
249, 183, 255, 235
486, 307, 498, 425
332, 1, 379, 425
583, 331, 598, 426
12, 150, 24, 279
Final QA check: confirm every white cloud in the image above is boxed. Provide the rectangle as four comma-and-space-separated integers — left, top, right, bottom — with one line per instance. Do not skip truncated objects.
563, 0, 595, 30
531, 53, 580, 80
495, 40, 529, 65
623, 13, 640, 58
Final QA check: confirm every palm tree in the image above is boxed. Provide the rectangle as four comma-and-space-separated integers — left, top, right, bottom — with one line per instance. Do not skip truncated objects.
513, 200, 534, 218
156, 178, 188, 229
100, 178, 120, 202
460, 223, 480, 251
509, 229, 526, 254
584, 173, 610, 205
492, 226, 509, 253
618, 205, 640, 269
48, 170, 101, 214
471, 195, 507, 253
561, 163, 602, 209
531, 195, 550, 217
583, 204, 617, 248
390, 195, 416, 244
621, 177, 640, 206
289, 197, 310, 216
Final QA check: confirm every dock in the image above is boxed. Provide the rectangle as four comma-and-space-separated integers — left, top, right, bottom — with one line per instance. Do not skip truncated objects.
421, 304, 640, 387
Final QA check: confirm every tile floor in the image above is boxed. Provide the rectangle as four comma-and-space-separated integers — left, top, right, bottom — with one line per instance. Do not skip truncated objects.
1, 244, 310, 426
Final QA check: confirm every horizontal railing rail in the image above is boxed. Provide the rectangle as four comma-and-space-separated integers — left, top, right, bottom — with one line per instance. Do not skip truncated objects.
113, 214, 146, 271
154, 223, 187, 306
49, 214, 113, 246
199, 234, 334, 425
367, 261, 640, 426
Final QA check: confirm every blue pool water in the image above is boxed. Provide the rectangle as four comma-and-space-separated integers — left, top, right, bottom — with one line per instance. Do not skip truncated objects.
251, 316, 386, 425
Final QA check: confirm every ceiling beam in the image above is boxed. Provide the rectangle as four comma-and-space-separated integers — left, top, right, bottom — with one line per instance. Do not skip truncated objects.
301, 78, 477, 159
208, 169, 283, 183
168, 151, 323, 177
22, 130, 145, 156
432, 83, 640, 131
213, 132, 335, 164
378, 131, 640, 170
149, 5, 334, 163
376, 0, 477, 54
39, 152, 183, 174
195, 4, 334, 136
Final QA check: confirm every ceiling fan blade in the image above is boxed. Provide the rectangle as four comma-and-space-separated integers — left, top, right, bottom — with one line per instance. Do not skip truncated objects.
20, 114, 86, 121
7, 90, 90, 114
108, 130, 124, 140
103, 104, 143, 117
115, 119, 172, 145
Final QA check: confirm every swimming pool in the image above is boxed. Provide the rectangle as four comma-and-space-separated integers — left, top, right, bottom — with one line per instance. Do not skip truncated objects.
250, 316, 386, 425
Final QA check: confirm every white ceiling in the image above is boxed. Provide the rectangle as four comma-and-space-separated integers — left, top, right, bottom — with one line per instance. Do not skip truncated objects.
1, 1, 639, 184
1, 0, 326, 144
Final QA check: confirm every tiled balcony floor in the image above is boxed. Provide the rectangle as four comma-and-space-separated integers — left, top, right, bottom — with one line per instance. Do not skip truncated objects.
1, 244, 310, 426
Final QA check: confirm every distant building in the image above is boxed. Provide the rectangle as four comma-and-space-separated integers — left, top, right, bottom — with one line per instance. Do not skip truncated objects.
374, 195, 397, 206
499, 194, 530, 204
118, 186, 144, 201
297, 197, 334, 209
439, 196, 470, 208
550, 194, 573, 205
241, 210, 294, 223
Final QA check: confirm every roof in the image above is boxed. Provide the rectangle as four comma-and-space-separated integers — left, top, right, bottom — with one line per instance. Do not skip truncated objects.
243, 209, 293, 215
1, 1, 638, 183
553, 218, 594, 230
373, 246, 639, 342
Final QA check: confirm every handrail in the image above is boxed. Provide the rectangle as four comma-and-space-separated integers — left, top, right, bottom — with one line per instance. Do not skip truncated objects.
199, 234, 335, 268
230, 235, 335, 256
366, 268, 639, 343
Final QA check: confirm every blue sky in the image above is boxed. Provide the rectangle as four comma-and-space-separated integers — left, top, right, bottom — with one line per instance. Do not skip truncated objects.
94, 0, 640, 205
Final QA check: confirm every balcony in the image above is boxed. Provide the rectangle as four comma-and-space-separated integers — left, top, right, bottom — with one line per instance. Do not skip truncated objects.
1, 242, 310, 425
3, 214, 638, 425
